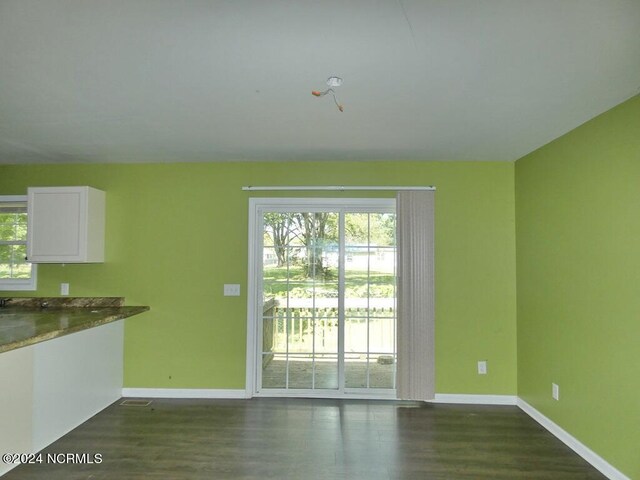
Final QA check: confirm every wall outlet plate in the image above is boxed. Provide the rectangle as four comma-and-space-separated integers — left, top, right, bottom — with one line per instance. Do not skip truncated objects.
477, 360, 487, 375
223, 284, 241, 296
552, 383, 560, 400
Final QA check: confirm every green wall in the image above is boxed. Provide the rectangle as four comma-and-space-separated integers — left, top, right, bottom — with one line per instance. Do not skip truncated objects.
0, 161, 516, 395
515, 94, 640, 478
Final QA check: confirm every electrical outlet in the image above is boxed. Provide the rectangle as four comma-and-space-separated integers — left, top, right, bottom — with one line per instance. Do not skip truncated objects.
60, 283, 69, 296
552, 383, 560, 400
223, 284, 241, 296
477, 360, 487, 375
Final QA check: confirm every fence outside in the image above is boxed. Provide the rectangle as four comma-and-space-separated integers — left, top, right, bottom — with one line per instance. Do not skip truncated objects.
262, 300, 395, 361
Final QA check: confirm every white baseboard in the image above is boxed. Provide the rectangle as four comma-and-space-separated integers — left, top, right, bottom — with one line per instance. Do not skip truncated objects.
122, 390, 518, 404
121, 388, 248, 399
517, 398, 630, 480
432, 394, 517, 405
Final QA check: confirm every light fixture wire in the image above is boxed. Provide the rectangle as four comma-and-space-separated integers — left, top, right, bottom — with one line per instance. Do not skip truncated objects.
311, 87, 344, 112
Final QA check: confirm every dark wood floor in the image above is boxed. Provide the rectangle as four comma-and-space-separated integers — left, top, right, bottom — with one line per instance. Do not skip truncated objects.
4, 398, 606, 480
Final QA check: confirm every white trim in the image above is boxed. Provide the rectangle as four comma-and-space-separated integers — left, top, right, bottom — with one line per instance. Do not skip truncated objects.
337, 209, 346, 392
242, 185, 435, 191
0, 195, 28, 202
121, 388, 249, 399
122, 388, 398, 401
517, 398, 630, 480
245, 198, 259, 398
248, 197, 396, 211
431, 394, 518, 405
246, 197, 396, 399
253, 390, 398, 400
0, 269, 37, 291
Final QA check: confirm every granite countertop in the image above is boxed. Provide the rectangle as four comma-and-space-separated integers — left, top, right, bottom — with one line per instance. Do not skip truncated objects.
0, 297, 150, 354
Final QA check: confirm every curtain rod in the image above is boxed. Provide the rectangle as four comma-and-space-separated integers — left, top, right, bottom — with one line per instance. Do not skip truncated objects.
242, 185, 435, 191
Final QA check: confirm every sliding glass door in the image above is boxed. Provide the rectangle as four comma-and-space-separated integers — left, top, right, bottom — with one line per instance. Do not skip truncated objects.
249, 198, 396, 398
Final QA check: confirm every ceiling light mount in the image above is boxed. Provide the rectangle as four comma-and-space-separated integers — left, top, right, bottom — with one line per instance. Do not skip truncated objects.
312, 76, 345, 112
326, 76, 343, 87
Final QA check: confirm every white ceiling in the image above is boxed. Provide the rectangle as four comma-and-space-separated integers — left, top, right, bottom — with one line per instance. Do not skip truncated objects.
0, 0, 639, 164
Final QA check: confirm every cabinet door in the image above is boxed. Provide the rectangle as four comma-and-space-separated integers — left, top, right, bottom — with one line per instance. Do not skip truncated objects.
27, 187, 104, 263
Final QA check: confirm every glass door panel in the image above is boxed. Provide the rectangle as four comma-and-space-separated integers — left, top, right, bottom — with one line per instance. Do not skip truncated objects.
344, 212, 396, 391
261, 211, 340, 392
258, 206, 396, 396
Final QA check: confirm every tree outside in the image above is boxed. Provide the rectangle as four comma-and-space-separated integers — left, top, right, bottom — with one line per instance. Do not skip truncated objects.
0, 211, 30, 279
262, 211, 395, 299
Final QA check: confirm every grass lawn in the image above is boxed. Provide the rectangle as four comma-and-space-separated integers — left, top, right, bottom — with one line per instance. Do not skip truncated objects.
263, 265, 395, 299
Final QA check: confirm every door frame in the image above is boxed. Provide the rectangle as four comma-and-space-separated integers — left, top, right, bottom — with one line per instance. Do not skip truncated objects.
245, 197, 397, 399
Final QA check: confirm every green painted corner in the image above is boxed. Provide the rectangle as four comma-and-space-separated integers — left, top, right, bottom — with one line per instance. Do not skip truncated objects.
515, 94, 640, 478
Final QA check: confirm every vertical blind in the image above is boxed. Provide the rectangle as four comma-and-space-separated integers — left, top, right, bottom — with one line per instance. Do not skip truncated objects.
396, 190, 435, 401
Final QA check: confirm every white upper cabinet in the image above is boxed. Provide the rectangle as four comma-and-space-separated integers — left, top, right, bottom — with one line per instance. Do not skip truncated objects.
27, 186, 105, 263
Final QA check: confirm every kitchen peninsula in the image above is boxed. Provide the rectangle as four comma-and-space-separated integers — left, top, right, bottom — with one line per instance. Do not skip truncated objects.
0, 297, 149, 353
0, 297, 149, 476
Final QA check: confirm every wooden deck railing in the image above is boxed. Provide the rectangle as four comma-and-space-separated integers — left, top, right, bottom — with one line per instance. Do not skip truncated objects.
262, 305, 395, 359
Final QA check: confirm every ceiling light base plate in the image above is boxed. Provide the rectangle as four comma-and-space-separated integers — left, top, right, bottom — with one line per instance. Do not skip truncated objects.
327, 76, 343, 87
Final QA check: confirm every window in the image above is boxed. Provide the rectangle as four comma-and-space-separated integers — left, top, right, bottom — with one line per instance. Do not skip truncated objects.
0, 196, 37, 291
